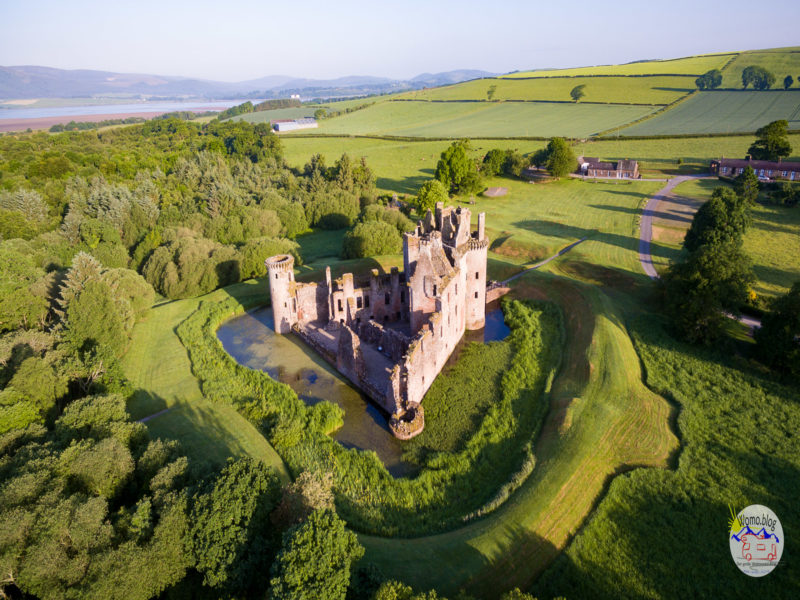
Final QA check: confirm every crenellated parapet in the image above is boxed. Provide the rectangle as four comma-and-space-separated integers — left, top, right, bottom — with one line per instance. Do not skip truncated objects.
265, 204, 491, 439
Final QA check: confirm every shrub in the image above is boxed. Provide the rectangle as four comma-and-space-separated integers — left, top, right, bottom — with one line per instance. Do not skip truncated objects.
342, 221, 402, 258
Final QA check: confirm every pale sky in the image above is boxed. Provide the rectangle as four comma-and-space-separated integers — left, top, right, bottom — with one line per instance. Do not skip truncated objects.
1, 0, 798, 81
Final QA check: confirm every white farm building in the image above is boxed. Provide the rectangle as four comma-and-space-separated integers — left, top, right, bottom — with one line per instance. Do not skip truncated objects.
271, 118, 318, 132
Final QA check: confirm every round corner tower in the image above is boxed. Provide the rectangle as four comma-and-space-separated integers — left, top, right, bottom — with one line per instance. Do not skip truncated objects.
465, 213, 489, 330
265, 254, 297, 334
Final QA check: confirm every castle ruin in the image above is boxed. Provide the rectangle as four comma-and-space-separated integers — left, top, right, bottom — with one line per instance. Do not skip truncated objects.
266, 202, 491, 439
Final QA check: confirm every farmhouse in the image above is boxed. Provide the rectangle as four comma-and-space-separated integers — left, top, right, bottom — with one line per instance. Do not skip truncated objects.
266, 203, 491, 439
710, 157, 800, 181
578, 157, 640, 179
271, 117, 318, 132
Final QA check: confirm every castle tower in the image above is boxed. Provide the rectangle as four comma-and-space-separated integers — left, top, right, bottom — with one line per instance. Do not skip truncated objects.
465, 213, 489, 330
265, 254, 297, 334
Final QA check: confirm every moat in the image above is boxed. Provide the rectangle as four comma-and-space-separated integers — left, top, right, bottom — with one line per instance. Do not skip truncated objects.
217, 303, 509, 477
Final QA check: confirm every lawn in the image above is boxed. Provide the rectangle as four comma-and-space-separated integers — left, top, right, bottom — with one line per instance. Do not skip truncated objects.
399, 76, 695, 105
284, 100, 655, 139
619, 90, 800, 136
468, 177, 666, 276
503, 53, 734, 78
720, 47, 800, 88
121, 279, 289, 480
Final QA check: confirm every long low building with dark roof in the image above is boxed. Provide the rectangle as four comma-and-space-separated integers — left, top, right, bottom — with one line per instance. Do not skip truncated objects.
577, 157, 639, 179
711, 157, 800, 181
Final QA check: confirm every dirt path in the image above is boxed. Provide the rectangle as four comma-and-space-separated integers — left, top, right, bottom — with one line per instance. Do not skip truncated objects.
501, 238, 589, 285
137, 407, 172, 423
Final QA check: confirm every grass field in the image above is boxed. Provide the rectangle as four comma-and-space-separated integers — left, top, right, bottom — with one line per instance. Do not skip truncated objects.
121, 280, 290, 479
656, 178, 800, 298
274, 100, 655, 139
644, 177, 800, 300
619, 90, 800, 135
279, 135, 800, 193
721, 47, 800, 88
361, 272, 678, 597
503, 53, 734, 78
228, 107, 321, 123
400, 76, 694, 105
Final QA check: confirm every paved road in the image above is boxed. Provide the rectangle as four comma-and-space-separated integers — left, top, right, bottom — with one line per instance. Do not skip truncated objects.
638, 175, 706, 280
501, 238, 589, 285
637, 174, 762, 332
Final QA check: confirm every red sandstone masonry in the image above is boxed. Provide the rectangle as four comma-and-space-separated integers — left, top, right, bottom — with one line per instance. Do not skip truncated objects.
266, 202, 491, 439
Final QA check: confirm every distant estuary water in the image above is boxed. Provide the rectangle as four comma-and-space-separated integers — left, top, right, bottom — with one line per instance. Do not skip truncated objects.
216, 304, 509, 477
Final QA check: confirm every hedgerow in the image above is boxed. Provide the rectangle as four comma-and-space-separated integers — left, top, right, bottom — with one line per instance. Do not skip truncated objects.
176, 297, 563, 536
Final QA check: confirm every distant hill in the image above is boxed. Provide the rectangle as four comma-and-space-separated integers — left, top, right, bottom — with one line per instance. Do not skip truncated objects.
0, 66, 495, 100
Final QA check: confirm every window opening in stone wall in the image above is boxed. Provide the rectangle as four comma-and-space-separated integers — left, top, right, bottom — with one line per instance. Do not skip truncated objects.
400, 291, 405, 303
475, 272, 479, 279
433, 284, 438, 296
474, 291, 478, 299
357, 296, 363, 308
338, 299, 343, 312
385, 292, 390, 305
365, 296, 370, 308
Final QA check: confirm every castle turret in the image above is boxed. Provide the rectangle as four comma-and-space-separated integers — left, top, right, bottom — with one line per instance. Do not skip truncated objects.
266, 254, 297, 334
465, 213, 489, 330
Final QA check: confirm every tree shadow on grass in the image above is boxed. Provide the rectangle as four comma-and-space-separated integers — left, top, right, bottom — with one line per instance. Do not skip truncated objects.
377, 173, 432, 195
127, 389, 168, 421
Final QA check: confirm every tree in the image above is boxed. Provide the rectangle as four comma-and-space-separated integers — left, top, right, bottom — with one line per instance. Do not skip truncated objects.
755, 281, 800, 377
63, 279, 132, 358
570, 84, 586, 102
542, 137, 577, 178
748, 119, 792, 161
683, 187, 750, 252
784, 75, 794, 90
661, 240, 755, 344
733, 166, 760, 204
487, 84, 497, 100
415, 180, 449, 214
0, 245, 48, 332
271, 471, 335, 530
187, 458, 282, 594
695, 69, 723, 90
314, 108, 327, 120
741, 65, 776, 90
482, 148, 507, 177
434, 140, 482, 195
342, 221, 402, 258
268, 509, 364, 600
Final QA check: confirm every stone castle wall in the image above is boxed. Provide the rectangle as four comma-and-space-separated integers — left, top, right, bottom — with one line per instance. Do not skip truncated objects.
266, 202, 490, 438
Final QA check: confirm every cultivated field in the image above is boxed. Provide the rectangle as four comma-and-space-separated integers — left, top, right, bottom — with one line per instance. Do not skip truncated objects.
400, 76, 695, 105
503, 53, 734, 78
720, 47, 800, 88
276, 100, 655, 139
620, 90, 800, 135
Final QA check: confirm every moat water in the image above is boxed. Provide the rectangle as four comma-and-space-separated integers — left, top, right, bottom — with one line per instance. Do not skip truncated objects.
216, 304, 509, 477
